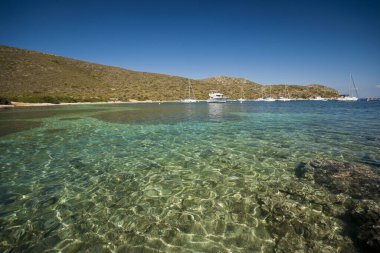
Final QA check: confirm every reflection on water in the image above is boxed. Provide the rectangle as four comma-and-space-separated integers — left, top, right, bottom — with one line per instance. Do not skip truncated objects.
93, 103, 243, 124
207, 103, 225, 122
0, 101, 379, 252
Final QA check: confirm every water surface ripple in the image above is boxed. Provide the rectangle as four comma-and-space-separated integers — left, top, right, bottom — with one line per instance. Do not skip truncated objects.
0, 101, 379, 252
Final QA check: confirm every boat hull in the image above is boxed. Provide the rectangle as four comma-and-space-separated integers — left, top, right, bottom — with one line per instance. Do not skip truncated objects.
337, 97, 358, 101
207, 99, 227, 103
181, 99, 197, 103
277, 98, 291, 101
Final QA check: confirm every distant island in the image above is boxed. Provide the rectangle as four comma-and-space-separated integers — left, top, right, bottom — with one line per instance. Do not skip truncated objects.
0, 45, 339, 104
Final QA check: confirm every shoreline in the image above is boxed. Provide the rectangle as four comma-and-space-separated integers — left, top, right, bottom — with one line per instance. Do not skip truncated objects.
0, 98, 367, 108
0, 100, 180, 108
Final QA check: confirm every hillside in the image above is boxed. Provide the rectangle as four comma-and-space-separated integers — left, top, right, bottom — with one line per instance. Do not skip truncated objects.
0, 45, 339, 103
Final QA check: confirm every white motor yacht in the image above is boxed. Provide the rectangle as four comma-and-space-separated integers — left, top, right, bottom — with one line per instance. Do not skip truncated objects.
207, 91, 228, 103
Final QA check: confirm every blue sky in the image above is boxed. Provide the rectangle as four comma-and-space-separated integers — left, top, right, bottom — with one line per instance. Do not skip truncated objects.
1, 0, 379, 97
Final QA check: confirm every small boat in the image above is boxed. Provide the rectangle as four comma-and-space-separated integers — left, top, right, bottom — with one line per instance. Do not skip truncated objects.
277, 97, 291, 101
207, 91, 228, 103
313, 96, 327, 101
337, 74, 359, 101
367, 98, 380, 101
181, 79, 197, 103
263, 97, 276, 102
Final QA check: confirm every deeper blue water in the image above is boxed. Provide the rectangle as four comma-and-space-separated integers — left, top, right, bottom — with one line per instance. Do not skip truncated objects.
0, 101, 379, 253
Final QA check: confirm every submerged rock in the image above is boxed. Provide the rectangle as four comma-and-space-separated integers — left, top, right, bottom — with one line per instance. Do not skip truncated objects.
295, 160, 380, 200
351, 200, 380, 251
295, 160, 380, 252
69, 158, 86, 170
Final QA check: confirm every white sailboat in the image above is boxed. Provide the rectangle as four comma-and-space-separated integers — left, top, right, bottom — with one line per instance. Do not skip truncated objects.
181, 79, 197, 103
254, 86, 265, 101
277, 85, 291, 101
337, 74, 359, 101
263, 85, 275, 102
237, 86, 246, 103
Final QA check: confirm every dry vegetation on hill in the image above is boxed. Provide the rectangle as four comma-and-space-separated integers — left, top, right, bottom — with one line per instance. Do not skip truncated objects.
0, 45, 339, 103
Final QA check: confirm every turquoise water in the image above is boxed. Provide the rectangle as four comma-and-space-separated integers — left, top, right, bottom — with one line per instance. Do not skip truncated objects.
0, 101, 379, 253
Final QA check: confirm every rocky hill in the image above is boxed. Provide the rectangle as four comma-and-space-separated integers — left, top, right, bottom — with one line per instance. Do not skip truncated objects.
0, 45, 339, 103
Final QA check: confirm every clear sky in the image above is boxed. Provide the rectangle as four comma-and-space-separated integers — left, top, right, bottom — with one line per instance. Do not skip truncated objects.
1, 0, 379, 97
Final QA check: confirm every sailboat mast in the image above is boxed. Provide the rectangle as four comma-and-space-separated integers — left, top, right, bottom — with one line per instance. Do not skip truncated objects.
284, 84, 287, 97
350, 74, 359, 98
348, 74, 351, 97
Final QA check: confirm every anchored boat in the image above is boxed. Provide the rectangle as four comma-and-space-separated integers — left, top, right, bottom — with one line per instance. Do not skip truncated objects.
181, 79, 197, 103
207, 91, 228, 103
337, 74, 359, 101
237, 86, 246, 103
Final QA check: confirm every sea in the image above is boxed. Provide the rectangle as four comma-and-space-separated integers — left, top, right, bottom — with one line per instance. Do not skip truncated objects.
0, 100, 379, 253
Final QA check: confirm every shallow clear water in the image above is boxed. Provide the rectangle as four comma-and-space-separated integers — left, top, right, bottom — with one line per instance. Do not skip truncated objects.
0, 101, 379, 252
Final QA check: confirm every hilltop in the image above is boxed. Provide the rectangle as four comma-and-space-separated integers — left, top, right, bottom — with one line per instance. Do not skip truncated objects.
0, 45, 339, 103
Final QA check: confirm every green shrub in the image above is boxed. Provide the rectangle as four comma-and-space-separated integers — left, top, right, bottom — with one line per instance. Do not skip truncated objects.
0, 97, 11, 105
41, 96, 61, 104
